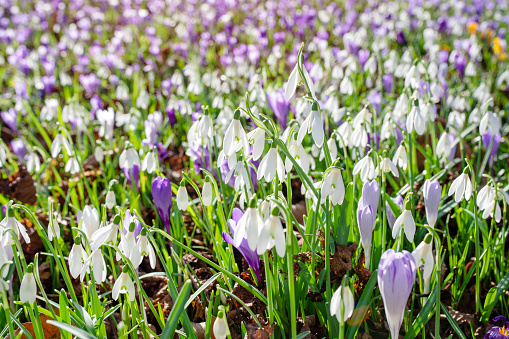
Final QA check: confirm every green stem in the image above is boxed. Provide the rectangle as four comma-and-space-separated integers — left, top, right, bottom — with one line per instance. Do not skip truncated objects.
287, 224, 297, 338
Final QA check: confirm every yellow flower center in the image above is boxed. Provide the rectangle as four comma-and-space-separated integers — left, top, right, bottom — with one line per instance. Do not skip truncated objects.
499, 326, 509, 335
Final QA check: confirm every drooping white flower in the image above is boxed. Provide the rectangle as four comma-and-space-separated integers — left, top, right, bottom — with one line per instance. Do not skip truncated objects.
0, 209, 30, 245
353, 154, 377, 182
285, 136, 310, 174
119, 221, 137, 260
379, 157, 399, 178
80, 249, 107, 283
105, 190, 116, 209
80, 205, 100, 240
65, 156, 80, 175
26, 152, 41, 172
257, 207, 286, 257
257, 145, 285, 183
246, 128, 265, 161
393, 144, 408, 170
90, 216, 120, 252
48, 217, 60, 241
320, 138, 338, 162
131, 229, 156, 269
322, 167, 345, 205
202, 180, 213, 207
213, 306, 230, 339
119, 146, 140, 170
51, 133, 72, 158
234, 199, 264, 251
285, 62, 316, 101
448, 171, 472, 203
19, 264, 37, 304
97, 107, 115, 140
330, 284, 355, 325
222, 109, 249, 161
177, 182, 189, 211
94, 145, 104, 163
392, 200, 416, 242
480, 111, 502, 136
406, 100, 426, 135
136, 90, 150, 110
297, 106, 324, 148
188, 110, 214, 146
69, 237, 85, 279
412, 234, 434, 280
340, 76, 353, 96
141, 148, 157, 174
112, 266, 136, 301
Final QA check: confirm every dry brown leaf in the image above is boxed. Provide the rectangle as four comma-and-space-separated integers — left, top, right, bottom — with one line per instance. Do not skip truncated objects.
14, 313, 61, 339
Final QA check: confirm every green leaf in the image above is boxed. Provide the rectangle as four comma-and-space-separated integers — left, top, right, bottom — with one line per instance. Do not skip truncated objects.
403, 289, 437, 339
47, 320, 99, 339
346, 270, 378, 339
440, 302, 467, 339
482, 272, 509, 322
185, 273, 220, 308
160, 279, 192, 339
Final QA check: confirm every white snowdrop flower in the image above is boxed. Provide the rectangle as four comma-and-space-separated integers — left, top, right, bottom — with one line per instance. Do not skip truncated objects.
297, 103, 324, 148
340, 76, 353, 96
380, 157, 399, 178
320, 138, 338, 161
222, 109, 249, 161
0, 208, 30, 245
97, 107, 115, 140
246, 128, 265, 161
330, 284, 355, 325
393, 144, 408, 170
0, 144, 7, 167
405, 65, 420, 89
478, 184, 508, 222
285, 61, 316, 101
116, 81, 130, 101
234, 199, 264, 251
406, 100, 426, 135
447, 110, 465, 131
119, 146, 141, 170
285, 137, 310, 174
65, 156, 80, 174
257, 207, 286, 257
48, 217, 60, 241
258, 145, 285, 183
19, 264, 37, 304
80, 249, 107, 283
141, 148, 157, 174
51, 132, 72, 158
112, 266, 136, 301
176, 182, 189, 211
131, 228, 156, 269
69, 236, 85, 279
412, 234, 434, 280
213, 306, 230, 339
436, 132, 455, 162
392, 199, 416, 243
447, 169, 473, 203
81, 205, 100, 240
337, 120, 352, 148
94, 145, 104, 163
477, 185, 495, 211
26, 152, 40, 172
90, 215, 121, 252
480, 111, 502, 136
202, 179, 213, 207
188, 110, 214, 146
353, 153, 377, 182
105, 190, 116, 210
322, 166, 345, 206
394, 93, 409, 119
40, 98, 59, 121
119, 221, 137, 261
136, 90, 150, 110
364, 56, 377, 74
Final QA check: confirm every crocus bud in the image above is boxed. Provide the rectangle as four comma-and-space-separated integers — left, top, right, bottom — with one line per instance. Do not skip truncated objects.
20, 263, 37, 304
213, 306, 230, 339
422, 179, 441, 228
378, 249, 416, 339
151, 176, 173, 233
105, 190, 116, 209
357, 204, 374, 268
177, 181, 189, 211
202, 178, 213, 207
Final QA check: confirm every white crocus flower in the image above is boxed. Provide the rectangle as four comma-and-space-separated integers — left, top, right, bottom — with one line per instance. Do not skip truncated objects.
380, 157, 399, 178
131, 229, 156, 269
393, 144, 408, 170
51, 132, 72, 158
406, 100, 426, 135
119, 146, 141, 170
26, 152, 41, 172
285, 137, 310, 174
105, 190, 116, 209
353, 154, 377, 182
0, 209, 30, 245
80, 249, 107, 283
112, 266, 136, 301
202, 180, 213, 207
177, 182, 189, 211
234, 199, 264, 251
257, 207, 286, 257
81, 205, 99, 240
223, 110, 249, 162
448, 170, 472, 203
69, 237, 85, 279
392, 199, 416, 242
258, 145, 285, 183
19, 265, 37, 304
322, 166, 345, 205
246, 128, 265, 161
141, 149, 157, 174
330, 284, 355, 325
297, 104, 324, 147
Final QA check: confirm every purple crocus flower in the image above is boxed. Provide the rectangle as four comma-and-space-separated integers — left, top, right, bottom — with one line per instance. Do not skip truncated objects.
382, 74, 394, 93
368, 91, 382, 113
483, 131, 501, 166
386, 195, 404, 230
222, 208, 261, 281
423, 179, 441, 228
396, 31, 407, 45
41, 75, 56, 95
166, 103, 177, 127
358, 203, 375, 268
79, 73, 101, 96
378, 249, 417, 339
266, 88, 290, 129
484, 316, 509, 338
123, 209, 141, 239
161, 78, 172, 96
10, 139, 25, 159
1, 109, 18, 131
123, 164, 140, 188
358, 49, 370, 69
454, 53, 467, 77
360, 180, 380, 216
151, 176, 173, 234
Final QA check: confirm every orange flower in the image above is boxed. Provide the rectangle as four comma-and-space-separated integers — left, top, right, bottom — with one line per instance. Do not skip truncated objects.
467, 22, 478, 35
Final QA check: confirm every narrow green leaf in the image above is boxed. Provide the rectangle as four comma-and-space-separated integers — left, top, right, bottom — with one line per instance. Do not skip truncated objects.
160, 279, 192, 339
47, 320, 99, 339
482, 272, 509, 322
